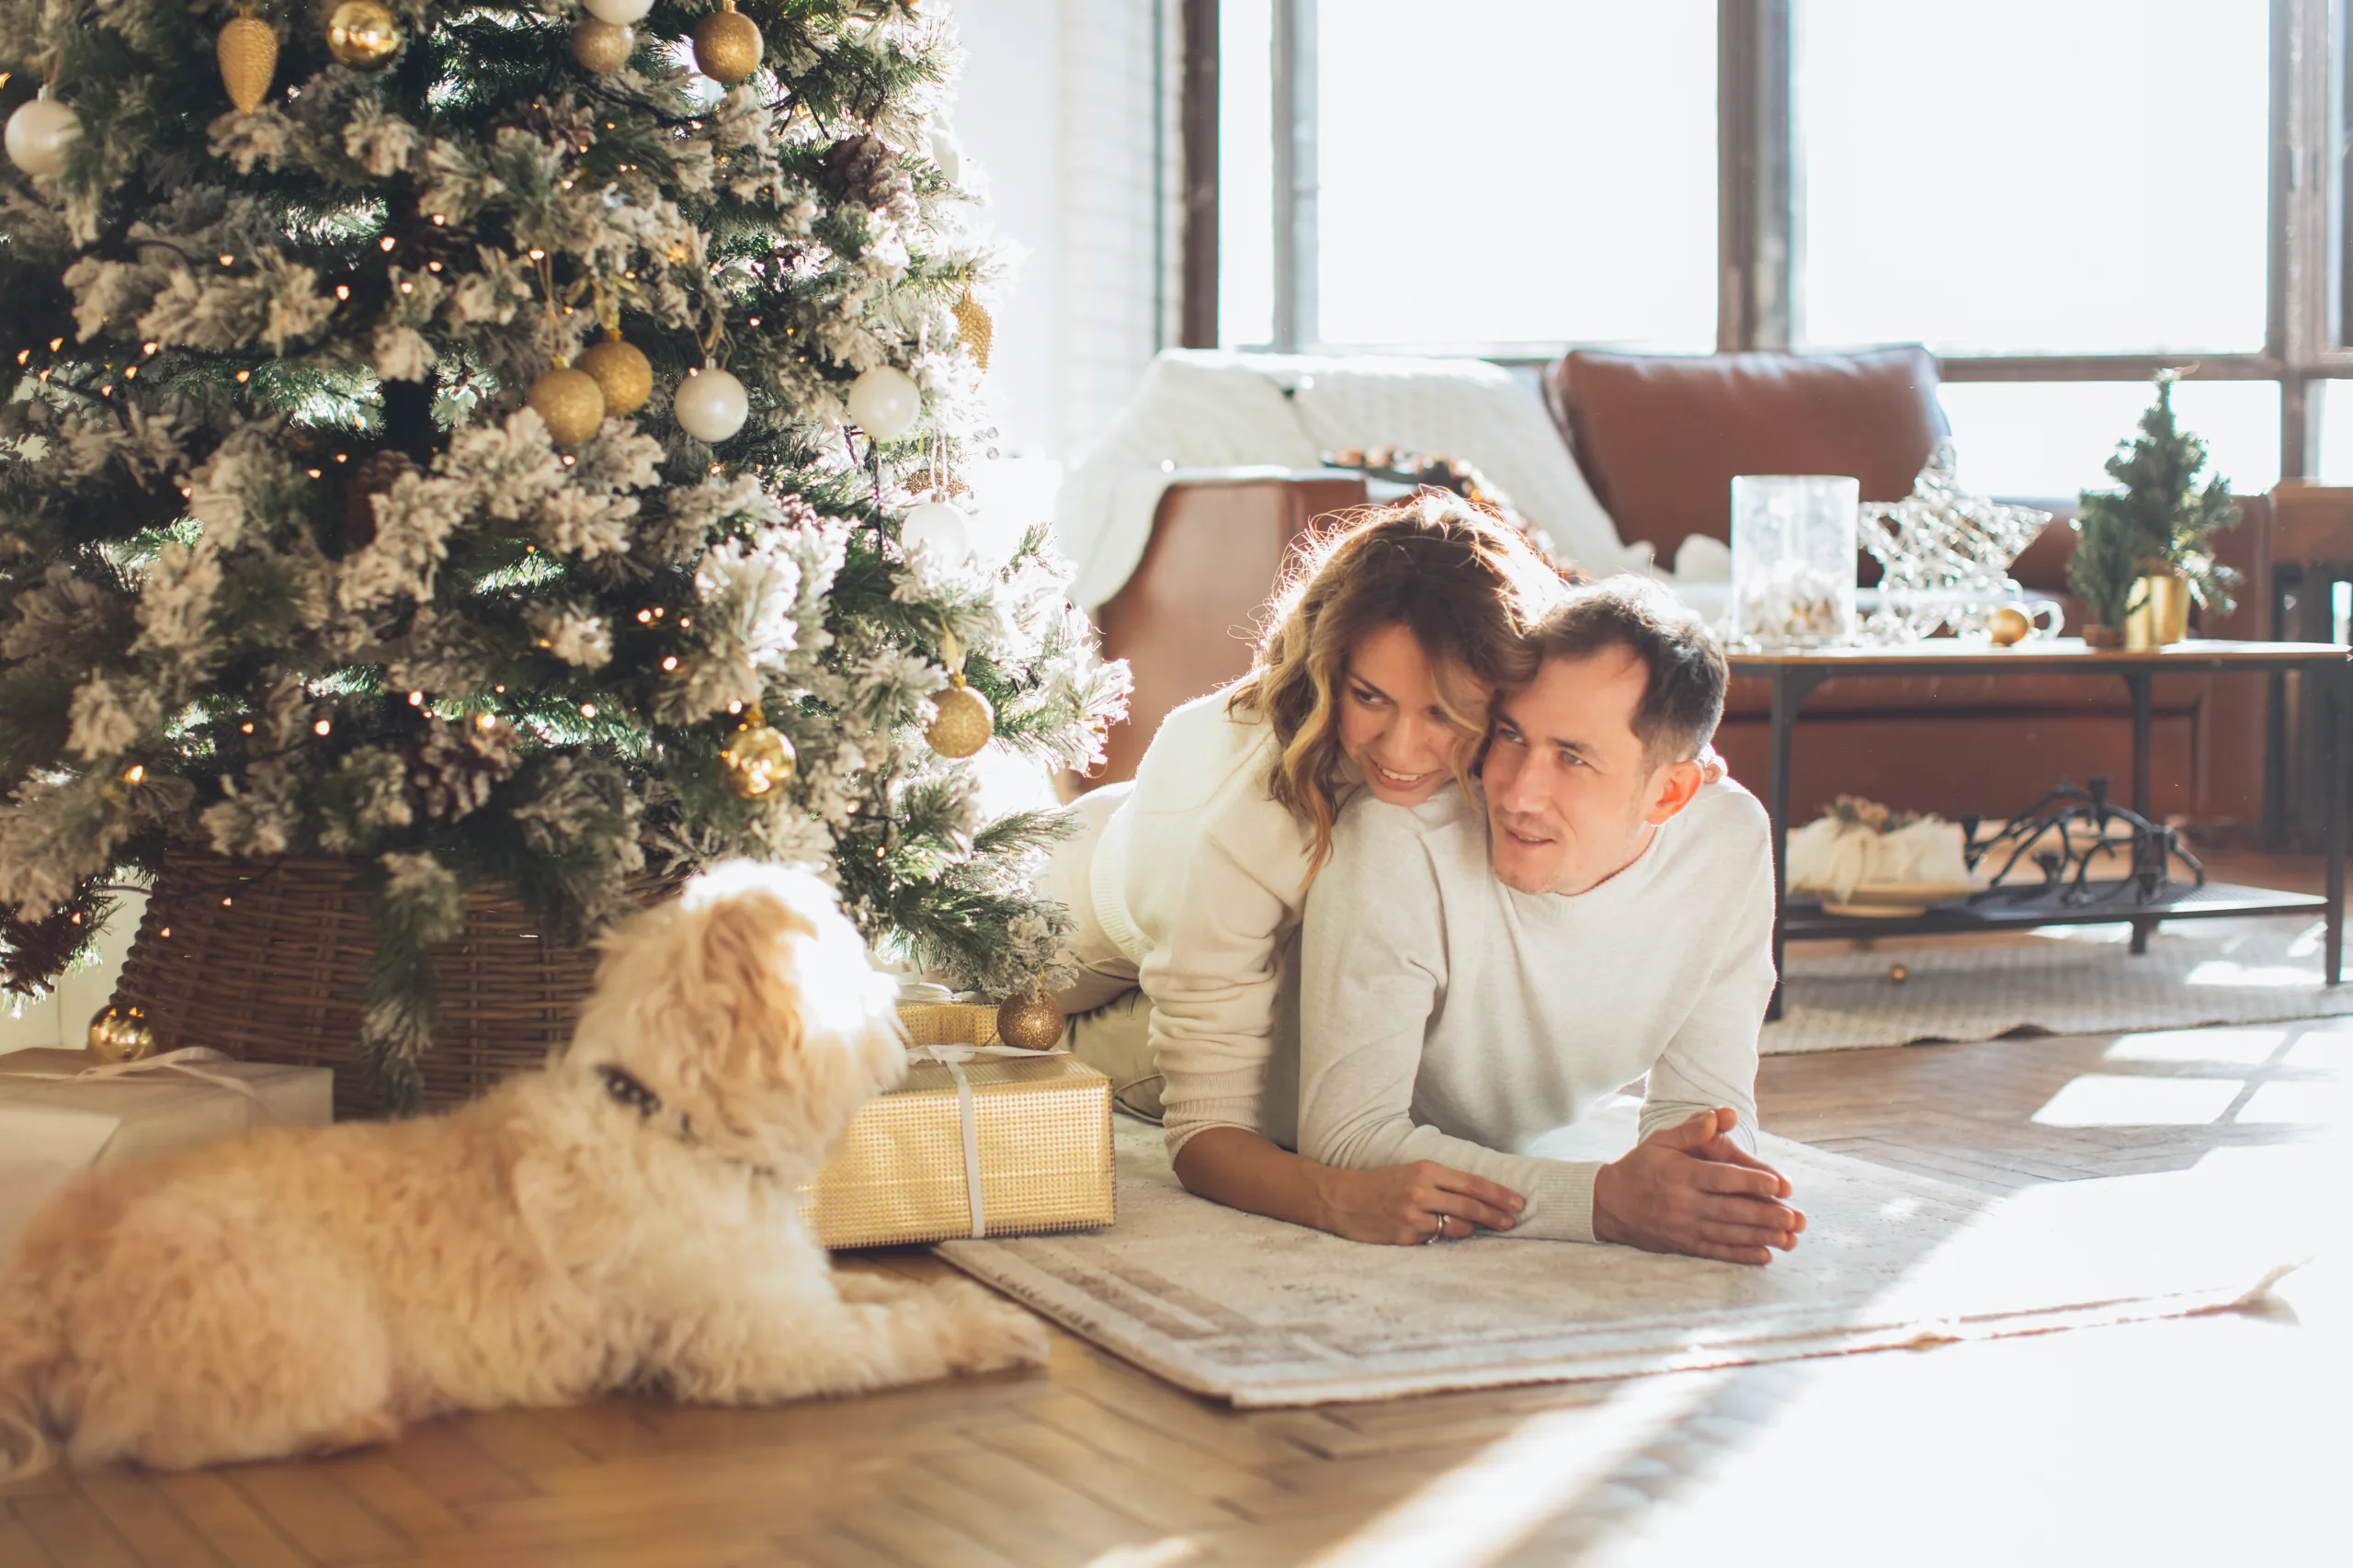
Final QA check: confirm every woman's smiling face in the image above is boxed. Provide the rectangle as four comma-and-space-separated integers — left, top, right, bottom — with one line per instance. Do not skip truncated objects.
1336, 623, 1487, 807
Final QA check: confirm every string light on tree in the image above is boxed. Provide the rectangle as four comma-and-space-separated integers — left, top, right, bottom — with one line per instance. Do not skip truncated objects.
583, 0, 654, 22
5, 90, 80, 177
846, 364, 921, 441
216, 10, 278, 115
324, 0, 404, 70
675, 366, 748, 442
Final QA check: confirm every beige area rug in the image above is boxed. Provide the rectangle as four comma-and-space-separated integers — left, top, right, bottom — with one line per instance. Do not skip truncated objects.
938, 1105, 2309, 1408
1767, 918, 2353, 1054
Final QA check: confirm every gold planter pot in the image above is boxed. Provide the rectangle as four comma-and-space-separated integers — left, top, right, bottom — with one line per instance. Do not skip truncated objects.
2123, 573, 2191, 650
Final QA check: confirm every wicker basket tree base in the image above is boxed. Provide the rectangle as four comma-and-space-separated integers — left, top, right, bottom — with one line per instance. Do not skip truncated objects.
109, 857, 610, 1119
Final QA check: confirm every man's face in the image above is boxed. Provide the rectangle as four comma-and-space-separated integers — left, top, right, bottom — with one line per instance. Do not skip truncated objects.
1483, 647, 1695, 895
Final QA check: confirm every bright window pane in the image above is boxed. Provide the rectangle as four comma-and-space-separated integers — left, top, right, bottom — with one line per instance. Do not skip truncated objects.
1314, 1, 1716, 351
1940, 381, 2279, 499
1797, 0, 2268, 354
2311, 385, 2353, 484
1219, 0, 1274, 347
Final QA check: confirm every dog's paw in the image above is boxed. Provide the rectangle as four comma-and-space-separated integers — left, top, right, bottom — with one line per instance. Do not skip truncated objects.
936, 1282, 1050, 1374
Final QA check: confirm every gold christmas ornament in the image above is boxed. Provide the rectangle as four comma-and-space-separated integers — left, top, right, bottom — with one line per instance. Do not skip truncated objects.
527, 364, 607, 447
926, 677, 994, 759
1986, 605, 2032, 647
994, 991, 1063, 1052
577, 335, 653, 417
87, 1003, 157, 1065
570, 18, 635, 74
216, 12, 278, 115
952, 291, 993, 373
721, 709, 797, 799
324, 0, 404, 70
693, 1, 764, 85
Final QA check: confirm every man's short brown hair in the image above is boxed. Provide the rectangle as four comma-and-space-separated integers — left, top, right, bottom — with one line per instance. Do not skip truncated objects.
1516, 578, 1728, 765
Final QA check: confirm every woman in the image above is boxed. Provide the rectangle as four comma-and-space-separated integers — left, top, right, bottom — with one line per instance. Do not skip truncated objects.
1046, 490, 1565, 1244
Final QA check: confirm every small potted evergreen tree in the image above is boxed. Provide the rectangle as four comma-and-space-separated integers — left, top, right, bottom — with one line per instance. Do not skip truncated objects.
2067, 372, 2241, 647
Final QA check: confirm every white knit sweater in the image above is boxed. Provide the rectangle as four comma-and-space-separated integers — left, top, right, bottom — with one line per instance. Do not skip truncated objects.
1088, 688, 1347, 1153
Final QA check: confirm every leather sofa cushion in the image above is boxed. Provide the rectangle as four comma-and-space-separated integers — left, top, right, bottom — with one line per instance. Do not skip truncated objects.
1546, 346, 1950, 560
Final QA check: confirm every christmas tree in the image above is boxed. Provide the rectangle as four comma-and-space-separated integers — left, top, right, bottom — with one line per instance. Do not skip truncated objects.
2067, 372, 2241, 629
0, 0, 1127, 1106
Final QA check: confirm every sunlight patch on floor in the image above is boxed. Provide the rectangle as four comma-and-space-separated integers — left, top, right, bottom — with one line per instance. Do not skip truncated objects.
2103, 1028, 2287, 1065
2030, 1074, 2245, 1127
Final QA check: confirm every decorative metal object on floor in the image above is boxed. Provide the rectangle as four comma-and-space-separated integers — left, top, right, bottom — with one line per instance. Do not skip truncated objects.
1964, 775, 2202, 909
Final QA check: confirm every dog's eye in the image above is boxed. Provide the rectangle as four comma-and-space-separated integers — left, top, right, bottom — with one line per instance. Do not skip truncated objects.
599, 1064, 663, 1118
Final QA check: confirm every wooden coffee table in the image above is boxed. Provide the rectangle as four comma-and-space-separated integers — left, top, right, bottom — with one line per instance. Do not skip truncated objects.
1731, 639, 2353, 1019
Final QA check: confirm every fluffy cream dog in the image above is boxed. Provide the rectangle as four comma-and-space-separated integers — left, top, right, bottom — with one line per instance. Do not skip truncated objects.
0, 861, 1048, 1476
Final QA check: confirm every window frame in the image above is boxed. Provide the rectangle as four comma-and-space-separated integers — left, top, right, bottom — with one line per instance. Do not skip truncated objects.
1184, 0, 2348, 483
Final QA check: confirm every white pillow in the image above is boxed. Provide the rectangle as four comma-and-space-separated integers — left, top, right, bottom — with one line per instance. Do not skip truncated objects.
1245, 352, 1624, 572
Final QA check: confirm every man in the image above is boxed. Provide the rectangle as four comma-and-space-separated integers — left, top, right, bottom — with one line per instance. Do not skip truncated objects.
1294, 576, 1804, 1264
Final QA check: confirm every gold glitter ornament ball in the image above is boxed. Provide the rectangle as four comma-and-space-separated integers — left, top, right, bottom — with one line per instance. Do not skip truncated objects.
952, 292, 994, 373
87, 1004, 156, 1065
693, 2, 764, 84
1987, 605, 2032, 647
528, 366, 607, 447
577, 336, 654, 417
324, 0, 403, 70
721, 714, 797, 799
571, 18, 634, 74
995, 992, 1063, 1052
216, 13, 278, 114
926, 680, 995, 759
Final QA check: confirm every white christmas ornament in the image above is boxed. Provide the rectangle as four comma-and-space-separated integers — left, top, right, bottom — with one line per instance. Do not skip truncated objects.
583, 0, 654, 23
927, 119, 963, 185
675, 367, 748, 442
846, 365, 921, 441
6, 94, 81, 177
901, 500, 972, 563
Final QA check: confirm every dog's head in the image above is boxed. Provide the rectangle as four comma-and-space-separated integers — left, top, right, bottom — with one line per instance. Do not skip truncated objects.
562, 861, 905, 1176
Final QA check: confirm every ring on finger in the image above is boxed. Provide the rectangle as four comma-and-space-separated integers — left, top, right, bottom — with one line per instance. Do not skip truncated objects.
1427, 1213, 1448, 1244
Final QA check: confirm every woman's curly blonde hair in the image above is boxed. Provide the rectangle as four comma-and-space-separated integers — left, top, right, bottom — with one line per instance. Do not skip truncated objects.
1226, 490, 1570, 878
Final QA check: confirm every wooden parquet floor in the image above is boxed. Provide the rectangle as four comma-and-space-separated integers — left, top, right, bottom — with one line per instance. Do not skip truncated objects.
4, 852, 2347, 1567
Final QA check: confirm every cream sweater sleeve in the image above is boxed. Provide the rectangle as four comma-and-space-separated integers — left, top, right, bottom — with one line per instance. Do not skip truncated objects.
1143, 790, 1315, 1155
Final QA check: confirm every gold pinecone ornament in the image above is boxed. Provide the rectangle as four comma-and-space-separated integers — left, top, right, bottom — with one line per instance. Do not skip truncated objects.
571, 19, 635, 74
720, 708, 797, 799
87, 1004, 157, 1065
994, 992, 1063, 1052
324, 0, 404, 70
577, 335, 654, 417
952, 291, 993, 373
216, 12, 278, 115
527, 364, 607, 447
693, 0, 764, 84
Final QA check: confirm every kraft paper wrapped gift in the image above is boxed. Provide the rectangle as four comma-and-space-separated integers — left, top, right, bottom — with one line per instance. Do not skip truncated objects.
800, 1003, 1116, 1249
0, 1047, 333, 1257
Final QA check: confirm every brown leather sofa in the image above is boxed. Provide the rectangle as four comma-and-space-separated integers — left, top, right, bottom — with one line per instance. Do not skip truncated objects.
1086, 348, 2274, 832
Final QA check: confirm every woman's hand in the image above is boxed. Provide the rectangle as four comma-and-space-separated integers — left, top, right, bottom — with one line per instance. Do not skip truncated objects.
1313, 1161, 1526, 1245
1697, 743, 1727, 786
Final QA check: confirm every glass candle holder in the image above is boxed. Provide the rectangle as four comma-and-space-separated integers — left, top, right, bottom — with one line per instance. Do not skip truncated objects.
1729, 475, 1860, 649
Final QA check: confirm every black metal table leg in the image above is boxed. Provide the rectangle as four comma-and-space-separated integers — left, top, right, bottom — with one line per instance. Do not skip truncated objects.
2327, 663, 2345, 985
1764, 667, 1825, 1022
2122, 671, 2155, 955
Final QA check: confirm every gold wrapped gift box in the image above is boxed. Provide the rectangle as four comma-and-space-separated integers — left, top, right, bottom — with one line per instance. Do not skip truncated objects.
799, 1003, 1116, 1249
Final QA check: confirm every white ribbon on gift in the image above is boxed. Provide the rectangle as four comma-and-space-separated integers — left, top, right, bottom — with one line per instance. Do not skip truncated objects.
5, 1046, 277, 1115
905, 1043, 991, 1239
